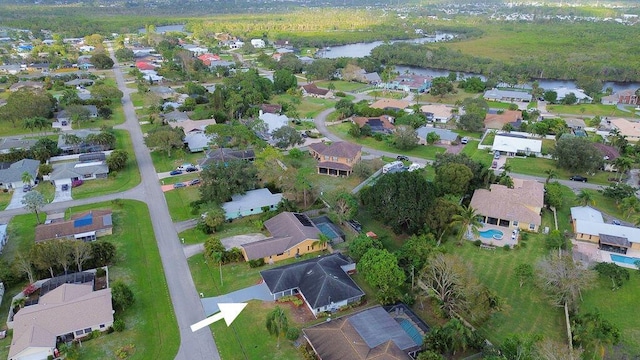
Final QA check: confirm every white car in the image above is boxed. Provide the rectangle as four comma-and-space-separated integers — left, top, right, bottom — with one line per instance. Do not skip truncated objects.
177, 163, 195, 171
461, 137, 469, 144
407, 163, 425, 172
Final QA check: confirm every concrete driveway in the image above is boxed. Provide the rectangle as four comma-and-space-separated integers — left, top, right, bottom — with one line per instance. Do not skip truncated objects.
52, 184, 72, 203
5, 189, 26, 210
221, 233, 267, 251
201, 282, 272, 316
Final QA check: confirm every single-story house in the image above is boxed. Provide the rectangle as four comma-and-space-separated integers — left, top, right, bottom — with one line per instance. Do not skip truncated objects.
182, 44, 209, 56
9, 284, 113, 360
250, 39, 266, 48
168, 118, 216, 134
571, 206, 640, 253
197, 53, 220, 66
135, 61, 157, 71
0, 159, 39, 190
260, 103, 282, 114
484, 110, 523, 130
49, 160, 109, 186
222, 188, 283, 220
470, 179, 544, 232
483, 88, 532, 103
601, 93, 619, 106
0, 64, 21, 75
420, 104, 454, 123
240, 212, 326, 263
301, 83, 333, 99
199, 148, 255, 168
64, 78, 94, 87
0, 138, 38, 154
308, 142, 362, 177
370, 99, 410, 112
260, 253, 364, 316
150, 86, 176, 99
184, 131, 213, 153
492, 134, 542, 157
554, 87, 592, 103
608, 118, 640, 142
57, 129, 102, 155
34, 209, 113, 243
303, 304, 428, 359
258, 112, 289, 133
162, 110, 190, 123
9, 81, 44, 92
352, 115, 395, 134
416, 127, 459, 145
56, 105, 98, 124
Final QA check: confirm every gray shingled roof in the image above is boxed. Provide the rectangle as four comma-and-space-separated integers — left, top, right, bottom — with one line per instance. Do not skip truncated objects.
260, 253, 364, 309
0, 159, 39, 183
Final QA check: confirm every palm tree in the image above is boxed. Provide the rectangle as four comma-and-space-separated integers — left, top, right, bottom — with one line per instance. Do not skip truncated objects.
265, 306, 289, 349
445, 319, 474, 355
619, 196, 640, 219
577, 189, 595, 207
450, 205, 482, 246
500, 163, 512, 175
21, 171, 33, 186
312, 233, 330, 250
543, 169, 558, 184
614, 156, 633, 181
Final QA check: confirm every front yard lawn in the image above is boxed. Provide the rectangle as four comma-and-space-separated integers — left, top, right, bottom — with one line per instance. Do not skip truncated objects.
0, 191, 12, 210
461, 140, 493, 166
329, 122, 446, 160
506, 157, 611, 185
71, 130, 141, 199
316, 80, 369, 93
367, 90, 406, 99
150, 149, 206, 173
164, 185, 201, 222
271, 94, 337, 119
179, 216, 266, 245
74, 103, 126, 129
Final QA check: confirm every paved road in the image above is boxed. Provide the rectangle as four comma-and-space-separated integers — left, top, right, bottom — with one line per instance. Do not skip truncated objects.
107, 46, 220, 360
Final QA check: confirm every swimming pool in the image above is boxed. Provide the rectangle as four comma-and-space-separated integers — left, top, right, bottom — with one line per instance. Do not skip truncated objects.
316, 223, 339, 239
479, 229, 504, 240
397, 318, 423, 345
610, 254, 640, 265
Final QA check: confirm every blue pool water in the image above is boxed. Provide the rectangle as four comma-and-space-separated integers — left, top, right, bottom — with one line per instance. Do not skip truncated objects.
316, 223, 338, 238
397, 319, 423, 345
610, 254, 640, 265
479, 229, 504, 239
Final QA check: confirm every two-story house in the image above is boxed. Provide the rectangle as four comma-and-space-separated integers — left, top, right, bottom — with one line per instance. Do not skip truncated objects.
308, 142, 362, 177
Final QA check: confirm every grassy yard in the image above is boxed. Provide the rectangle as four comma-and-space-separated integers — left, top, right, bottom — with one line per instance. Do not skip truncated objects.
0, 191, 11, 210
461, 140, 493, 166
442, 238, 566, 345
0, 201, 179, 360
164, 185, 201, 222
506, 157, 612, 185
486, 101, 515, 110
35, 181, 55, 203
72, 130, 141, 199
74, 103, 126, 129
546, 104, 635, 118
329, 122, 446, 160
367, 90, 406, 99
419, 91, 479, 105
271, 94, 336, 119
130, 92, 145, 107
0, 120, 53, 137
316, 80, 369, 93
480, 131, 496, 146
580, 189, 626, 221
178, 215, 266, 245
541, 139, 555, 155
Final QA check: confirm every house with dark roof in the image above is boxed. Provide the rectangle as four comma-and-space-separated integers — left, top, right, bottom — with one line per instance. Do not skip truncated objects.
0, 159, 40, 190
352, 115, 395, 134
308, 142, 362, 177
260, 103, 282, 114
303, 304, 428, 359
198, 148, 255, 168
0, 138, 38, 154
241, 212, 327, 263
301, 83, 333, 99
8, 283, 113, 360
260, 253, 364, 316
34, 209, 113, 243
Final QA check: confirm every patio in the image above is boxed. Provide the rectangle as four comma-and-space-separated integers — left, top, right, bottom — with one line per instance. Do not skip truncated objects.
473, 224, 519, 248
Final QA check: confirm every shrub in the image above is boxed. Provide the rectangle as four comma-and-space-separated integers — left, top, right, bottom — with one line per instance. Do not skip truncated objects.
106, 326, 115, 334
473, 240, 482, 247
373, 133, 384, 141
503, 244, 511, 251
113, 319, 125, 332
90, 330, 101, 339
335, 91, 346, 97
95, 268, 106, 278
23, 283, 37, 296
248, 258, 265, 268
286, 327, 300, 341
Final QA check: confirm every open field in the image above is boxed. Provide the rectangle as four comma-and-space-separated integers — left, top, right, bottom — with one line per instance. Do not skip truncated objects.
506, 157, 611, 185
315, 80, 369, 93
164, 184, 201, 222
272, 94, 337, 119
546, 104, 635, 118
0, 200, 179, 360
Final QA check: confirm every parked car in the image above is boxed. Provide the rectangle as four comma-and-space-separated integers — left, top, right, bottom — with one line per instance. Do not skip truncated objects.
461, 137, 469, 144
494, 151, 501, 159
170, 170, 183, 176
22, 184, 31, 192
347, 219, 363, 233
189, 179, 201, 186
173, 182, 186, 189
61, 184, 69, 191
185, 166, 198, 173
491, 161, 498, 169
569, 175, 588, 182
177, 163, 195, 171
396, 155, 409, 161
613, 220, 621, 225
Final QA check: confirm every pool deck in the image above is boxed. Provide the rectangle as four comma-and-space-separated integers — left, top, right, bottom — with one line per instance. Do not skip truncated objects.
572, 240, 640, 269
472, 224, 519, 248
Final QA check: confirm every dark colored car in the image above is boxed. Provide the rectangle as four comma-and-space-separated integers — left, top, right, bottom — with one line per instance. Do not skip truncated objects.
347, 219, 363, 233
189, 179, 201, 186
22, 184, 31, 192
61, 184, 69, 191
170, 170, 183, 176
173, 182, 186, 189
570, 175, 588, 182
396, 155, 409, 161
185, 167, 198, 173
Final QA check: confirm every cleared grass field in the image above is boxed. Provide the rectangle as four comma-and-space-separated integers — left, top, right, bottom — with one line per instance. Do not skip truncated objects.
546, 104, 634, 118
506, 157, 611, 185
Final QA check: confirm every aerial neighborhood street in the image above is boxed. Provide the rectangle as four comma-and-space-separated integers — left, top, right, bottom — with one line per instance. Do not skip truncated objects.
2, 2, 640, 360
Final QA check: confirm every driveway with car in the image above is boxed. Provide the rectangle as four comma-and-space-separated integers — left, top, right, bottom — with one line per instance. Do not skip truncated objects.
52, 184, 73, 203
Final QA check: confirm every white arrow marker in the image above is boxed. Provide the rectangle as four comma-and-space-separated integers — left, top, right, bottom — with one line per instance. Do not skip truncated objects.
191, 303, 248, 332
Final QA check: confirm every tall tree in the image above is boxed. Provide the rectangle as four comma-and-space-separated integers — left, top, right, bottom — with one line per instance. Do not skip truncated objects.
0, 89, 55, 127
333, 192, 357, 223
347, 234, 383, 262
22, 191, 46, 224
357, 248, 405, 303
144, 127, 185, 157
535, 254, 596, 312
13, 252, 35, 284
71, 241, 92, 272
273, 69, 297, 94
265, 306, 289, 349
572, 311, 621, 359
392, 125, 419, 150
111, 281, 135, 312
200, 159, 257, 204
553, 137, 604, 173
434, 163, 474, 197
271, 126, 304, 149
450, 205, 481, 245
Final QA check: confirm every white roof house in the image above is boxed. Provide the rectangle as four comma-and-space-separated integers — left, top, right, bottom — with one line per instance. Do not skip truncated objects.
250, 39, 266, 48
492, 135, 542, 156
570, 206, 604, 223
222, 188, 283, 220
553, 87, 592, 103
483, 89, 533, 102
258, 112, 289, 133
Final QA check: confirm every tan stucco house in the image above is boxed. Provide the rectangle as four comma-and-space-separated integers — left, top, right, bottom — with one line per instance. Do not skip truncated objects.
571, 206, 640, 253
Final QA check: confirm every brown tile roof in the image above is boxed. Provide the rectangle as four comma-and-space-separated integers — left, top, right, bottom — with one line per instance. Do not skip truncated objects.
241, 212, 320, 260
593, 143, 620, 160
321, 142, 362, 159
260, 104, 282, 114
470, 179, 544, 226
308, 142, 328, 154
302, 83, 329, 96
34, 210, 113, 242
369, 99, 410, 110
303, 306, 413, 360
9, 284, 113, 359
484, 110, 522, 129
352, 116, 395, 131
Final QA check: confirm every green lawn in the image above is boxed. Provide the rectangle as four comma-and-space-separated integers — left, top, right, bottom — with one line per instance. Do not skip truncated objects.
442, 238, 566, 345
461, 140, 493, 166
74, 103, 126, 129
453, 129, 483, 140
316, 80, 369, 93
541, 139, 555, 156
367, 90, 406, 99
0, 191, 12, 210
486, 101, 515, 110
271, 94, 337, 119
130, 92, 144, 107
71, 130, 141, 199
480, 131, 496, 146
164, 185, 201, 222
546, 104, 635, 118
506, 157, 611, 185
0, 201, 179, 360
329, 123, 446, 160
0, 120, 53, 137
150, 149, 206, 173
35, 181, 55, 203
580, 189, 626, 221
420, 91, 480, 105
